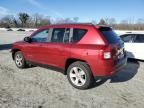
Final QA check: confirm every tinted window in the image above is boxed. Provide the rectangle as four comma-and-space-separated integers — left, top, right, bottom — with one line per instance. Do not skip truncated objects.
72, 29, 87, 42
32, 29, 49, 42
120, 35, 133, 43
51, 28, 65, 43
99, 27, 121, 44
134, 35, 144, 43
63, 28, 70, 43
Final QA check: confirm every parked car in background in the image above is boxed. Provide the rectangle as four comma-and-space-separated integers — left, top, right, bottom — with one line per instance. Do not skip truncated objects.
17, 29, 25, 31
11, 23, 127, 89
120, 33, 144, 60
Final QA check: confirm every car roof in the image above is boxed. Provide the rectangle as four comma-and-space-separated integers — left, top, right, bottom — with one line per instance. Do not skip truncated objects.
38, 23, 111, 29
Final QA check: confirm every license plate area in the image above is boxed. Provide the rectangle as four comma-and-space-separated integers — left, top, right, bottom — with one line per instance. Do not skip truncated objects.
115, 48, 125, 64
117, 48, 125, 59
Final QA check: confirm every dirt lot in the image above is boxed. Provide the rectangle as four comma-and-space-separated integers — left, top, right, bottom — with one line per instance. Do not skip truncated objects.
0, 31, 144, 108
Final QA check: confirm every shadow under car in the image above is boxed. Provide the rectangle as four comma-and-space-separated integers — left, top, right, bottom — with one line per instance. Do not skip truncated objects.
91, 58, 140, 89
0, 44, 12, 51
110, 58, 140, 83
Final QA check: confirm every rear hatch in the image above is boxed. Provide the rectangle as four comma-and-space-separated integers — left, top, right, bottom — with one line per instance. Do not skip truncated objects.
98, 27, 126, 63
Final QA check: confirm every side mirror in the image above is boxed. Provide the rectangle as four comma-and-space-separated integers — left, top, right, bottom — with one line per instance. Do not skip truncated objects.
24, 37, 32, 43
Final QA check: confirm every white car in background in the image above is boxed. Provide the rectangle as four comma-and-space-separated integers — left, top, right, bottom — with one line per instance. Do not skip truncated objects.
120, 33, 144, 60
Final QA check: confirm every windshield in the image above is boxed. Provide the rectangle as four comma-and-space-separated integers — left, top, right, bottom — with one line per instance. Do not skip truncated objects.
99, 27, 122, 44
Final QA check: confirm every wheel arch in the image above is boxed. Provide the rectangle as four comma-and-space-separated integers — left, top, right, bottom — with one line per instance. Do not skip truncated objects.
12, 49, 21, 60
64, 58, 90, 75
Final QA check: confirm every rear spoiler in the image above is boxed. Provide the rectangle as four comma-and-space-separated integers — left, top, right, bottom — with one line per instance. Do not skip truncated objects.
98, 27, 112, 31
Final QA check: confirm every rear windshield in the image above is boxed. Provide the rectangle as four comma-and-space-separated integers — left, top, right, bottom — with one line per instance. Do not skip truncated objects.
99, 27, 121, 44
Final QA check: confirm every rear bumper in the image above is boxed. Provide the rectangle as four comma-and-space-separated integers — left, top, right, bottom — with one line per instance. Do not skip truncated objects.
93, 57, 127, 79
94, 58, 127, 79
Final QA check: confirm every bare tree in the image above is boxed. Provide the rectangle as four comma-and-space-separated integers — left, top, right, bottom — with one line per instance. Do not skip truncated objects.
19, 13, 30, 27
105, 18, 116, 25
73, 17, 79, 23
0, 15, 15, 28
98, 18, 107, 25
137, 18, 144, 24
32, 13, 41, 27
91, 20, 97, 25
53, 17, 80, 24
31, 14, 51, 27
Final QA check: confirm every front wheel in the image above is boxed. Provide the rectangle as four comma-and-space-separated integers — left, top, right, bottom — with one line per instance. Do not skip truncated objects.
14, 51, 27, 69
67, 61, 94, 90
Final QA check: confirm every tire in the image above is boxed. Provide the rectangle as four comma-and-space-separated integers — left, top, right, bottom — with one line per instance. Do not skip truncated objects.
14, 51, 27, 69
67, 61, 94, 90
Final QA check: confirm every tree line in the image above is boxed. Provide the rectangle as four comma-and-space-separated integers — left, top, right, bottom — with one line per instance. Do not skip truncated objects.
0, 12, 144, 30
0, 13, 51, 28
98, 18, 144, 30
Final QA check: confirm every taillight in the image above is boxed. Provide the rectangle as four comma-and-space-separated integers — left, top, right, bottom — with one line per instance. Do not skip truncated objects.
100, 45, 113, 60
103, 52, 111, 59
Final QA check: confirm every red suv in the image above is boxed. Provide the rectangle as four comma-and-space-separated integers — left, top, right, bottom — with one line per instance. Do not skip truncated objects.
12, 23, 127, 89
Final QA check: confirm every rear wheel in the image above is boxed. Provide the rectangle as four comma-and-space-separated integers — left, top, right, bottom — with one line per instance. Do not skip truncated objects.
67, 61, 94, 90
14, 51, 27, 68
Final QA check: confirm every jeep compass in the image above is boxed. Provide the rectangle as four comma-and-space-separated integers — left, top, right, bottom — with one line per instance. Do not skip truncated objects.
11, 23, 127, 89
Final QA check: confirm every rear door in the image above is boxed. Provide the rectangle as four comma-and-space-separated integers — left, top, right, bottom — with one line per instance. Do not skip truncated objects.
41, 28, 71, 68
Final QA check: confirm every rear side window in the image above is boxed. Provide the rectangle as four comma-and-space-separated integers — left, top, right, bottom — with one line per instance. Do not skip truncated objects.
51, 28, 65, 43
134, 35, 144, 43
99, 27, 121, 44
72, 29, 87, 42
120, 34, 134, 43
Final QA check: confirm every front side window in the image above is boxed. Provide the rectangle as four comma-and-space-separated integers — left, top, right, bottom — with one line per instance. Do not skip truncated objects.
134, 35, 144, 43
71, 29, 87, 43
32, 29, 49, 42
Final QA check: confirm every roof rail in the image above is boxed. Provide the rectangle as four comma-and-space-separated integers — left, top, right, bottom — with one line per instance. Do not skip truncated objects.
50, 23, 94, 26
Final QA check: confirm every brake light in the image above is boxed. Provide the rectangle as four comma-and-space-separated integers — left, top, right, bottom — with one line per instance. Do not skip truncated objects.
104, 52, 111, 59
100, 45, 113, 60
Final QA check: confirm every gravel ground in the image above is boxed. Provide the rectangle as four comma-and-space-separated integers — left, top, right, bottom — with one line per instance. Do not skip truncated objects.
0, 31, 144, 108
